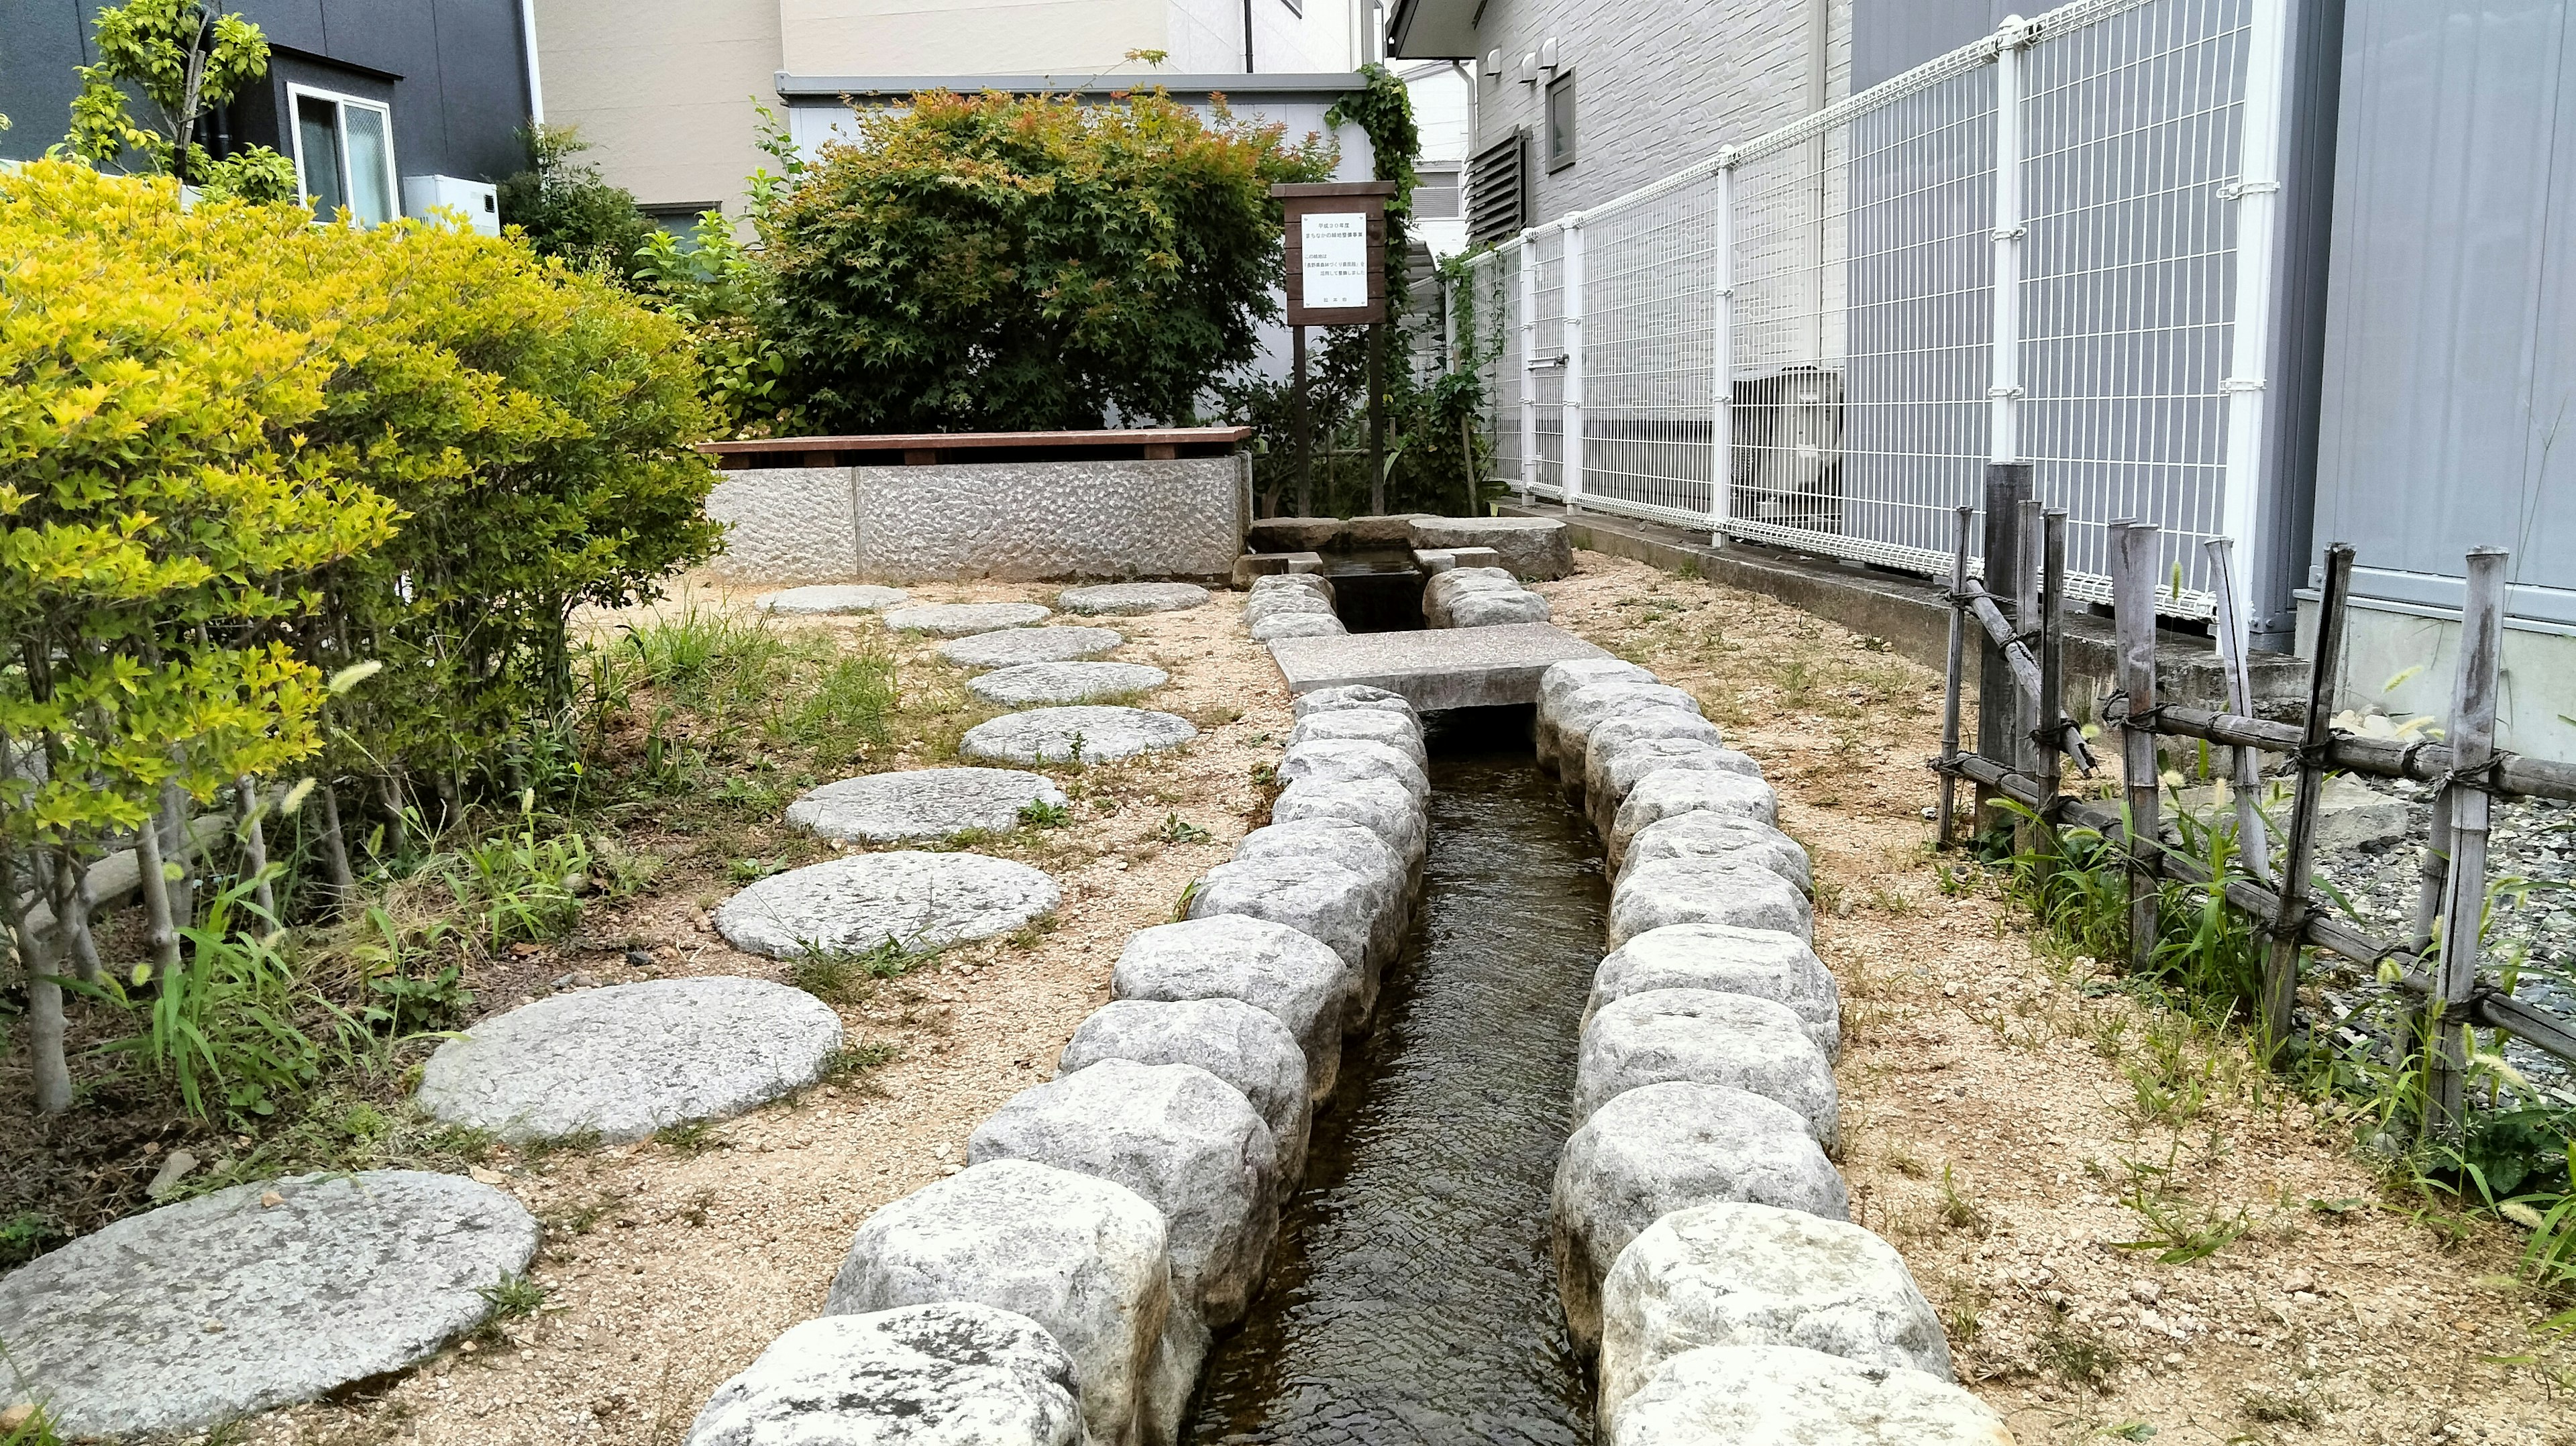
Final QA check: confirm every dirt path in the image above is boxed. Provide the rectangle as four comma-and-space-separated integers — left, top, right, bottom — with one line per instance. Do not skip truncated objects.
1534, 551, 2572, 1446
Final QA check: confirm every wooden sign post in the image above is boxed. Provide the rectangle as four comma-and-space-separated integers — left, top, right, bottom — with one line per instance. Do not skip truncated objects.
1273, 180, 1398, 516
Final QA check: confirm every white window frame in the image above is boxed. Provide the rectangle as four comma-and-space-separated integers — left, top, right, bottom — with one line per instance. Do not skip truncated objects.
285, 83, 398, 226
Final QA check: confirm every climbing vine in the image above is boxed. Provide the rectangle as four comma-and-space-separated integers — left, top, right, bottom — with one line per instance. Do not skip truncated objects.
1324, 62, 1422, 315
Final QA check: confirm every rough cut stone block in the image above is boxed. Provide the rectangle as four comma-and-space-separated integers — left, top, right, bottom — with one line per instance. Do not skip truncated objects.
1407, 515, 1575, 579
0, 1171, 539, 1436
1289, 683, 1417, 722
417, 977, 843, 1142
1616, 814, 1811, 895
1584, 712, 1726, 775
703, 467, 855, 584
1552, 1082, 1849, 1358
1444, 589, 1554, 628
1277, 737, 1430, 804
1576, 989, 1839, 1149
714, 851, 1059, 958
1113, 915, 1349, 1105
968, 661, 1170, 706
825, 1160, 1180, 1446
961, 706, 1198, 765
1287, 709, 1428, 772
1244, 591, 1337, 625
1605, 1345, 2008, 1446
1586, 740, 1766, 836
1599, 1202, 1952, 1429
787, 767, 1068, 844
1589, 924, 1839, 1057
939, 626, 1126, 669
1539, 657, 1658, 724
1058, 581, 1210, 615
1248, 571, 1334, 602
685, 1304, 1087, 1446
1246, 516, 1348, 553
1188, 856, 1384, 1029
1232, 820, 1411, 969
1251, 611, 1348, 642
1269, 624, 1611, 712
967, 1060, 1279, 1328
1268, 777, 1428, 883
1343, 512, 1435, 545
1609, 771, 1783, 866
1547, 681, 1703, 778
1418, 567, 1525, 627
883, 602, 1053, 636
1609, 857, 1813, 947
1061, 999, 1315, 1184
758, 583, 910, 614
855, 458, 1241, 583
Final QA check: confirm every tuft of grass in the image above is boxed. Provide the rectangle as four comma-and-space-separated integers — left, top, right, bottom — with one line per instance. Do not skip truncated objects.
1155, 812, 1212, 844
1017, 798, 1072, 828
655, 1119, 727, 1156
518, 1126, 603, 1164
473, 1270, 546, 1341
1937, 1164, 1992, 1235
2242, 1390, 2322, 1426
1, 1405, 65, 1446
789, 938, 920, 1003
2100, 1423, 2157, 1441
780, 653, 898, 766
0, 1211, 65, 1270
2036, 1321, 2122, 1390
820, 1041, 902, 1080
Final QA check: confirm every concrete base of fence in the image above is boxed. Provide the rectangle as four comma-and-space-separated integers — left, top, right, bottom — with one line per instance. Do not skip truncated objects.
706, 457, 1247, 584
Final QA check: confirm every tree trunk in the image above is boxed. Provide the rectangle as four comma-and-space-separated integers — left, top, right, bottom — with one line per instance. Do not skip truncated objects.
133, 805, 184, 980
54, 848, 101, 985
234, 775, 276, 924
7, 849, 72, 1115
317, 781, 356, 911
159, 777, 195, 932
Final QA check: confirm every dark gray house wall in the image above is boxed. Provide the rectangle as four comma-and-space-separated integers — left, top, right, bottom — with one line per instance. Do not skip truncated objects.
0, 0, 533, 183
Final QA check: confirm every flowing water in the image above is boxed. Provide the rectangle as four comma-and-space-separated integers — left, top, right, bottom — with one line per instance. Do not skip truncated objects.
1189, 708, 1603, 1445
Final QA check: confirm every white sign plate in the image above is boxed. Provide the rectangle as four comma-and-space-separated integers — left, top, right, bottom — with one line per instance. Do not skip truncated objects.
1300, 211, 1370, 310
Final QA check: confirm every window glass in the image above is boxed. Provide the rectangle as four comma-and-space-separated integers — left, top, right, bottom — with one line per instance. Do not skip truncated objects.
296, 95, 347, 216
1546, 72, 1576, 170
343, 104, 394, 227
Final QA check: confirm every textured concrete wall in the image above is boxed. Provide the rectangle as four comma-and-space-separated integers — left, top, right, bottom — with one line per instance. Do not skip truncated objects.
706, 457, 1244, 583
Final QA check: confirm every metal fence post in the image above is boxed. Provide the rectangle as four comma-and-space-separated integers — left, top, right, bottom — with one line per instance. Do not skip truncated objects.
1517, 231, 1539, 505
2427, 547, 2510, 1135
2263, 543, 2353, 1058
1986, 17, 2033, 466
1562, 211, 1587, 512
1711, 150, 1737, 544
2218, 0, 2292, 625
2110, 521, 2164, 974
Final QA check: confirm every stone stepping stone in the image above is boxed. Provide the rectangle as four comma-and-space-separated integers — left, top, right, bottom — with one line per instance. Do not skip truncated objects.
1057, 581, 1210, 615
787, 767, 1068, 843
0, 1170, 539, 1437
1606, 1344, 2006, 1446
961, 706, 1197, 765
415, 977, 844, 1142
715, 851, 1059, 959
757, 584, 910, 614
685, 1303, 1085, 1446
967, 661, 1170, 707
885, 602, 1052, 636
940, 626, 1126, 669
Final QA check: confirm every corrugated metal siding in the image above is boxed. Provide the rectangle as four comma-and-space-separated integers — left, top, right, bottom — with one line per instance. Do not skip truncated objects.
2314, 0, 2576, 608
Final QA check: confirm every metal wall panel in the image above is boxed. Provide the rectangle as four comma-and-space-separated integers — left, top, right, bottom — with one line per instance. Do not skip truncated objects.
2315, 0, 2576, 605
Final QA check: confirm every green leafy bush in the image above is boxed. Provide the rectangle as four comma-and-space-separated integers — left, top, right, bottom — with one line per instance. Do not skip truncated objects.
62, 0, 298, 203
767, 89, 1334, 431
496, 124, 659, 282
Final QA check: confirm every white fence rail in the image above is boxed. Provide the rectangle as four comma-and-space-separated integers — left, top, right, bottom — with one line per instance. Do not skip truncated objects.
1455, 0, 2288, 618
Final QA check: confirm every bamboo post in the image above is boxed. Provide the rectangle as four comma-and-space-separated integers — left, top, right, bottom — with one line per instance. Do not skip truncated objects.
2035, 508, 2069, 878
1975, 465, 2033, 834
2205, 536, 2273, 885
2426, 547, 2509, 1136
2108, 522, 2164, 973
2263, 543, 2355, 1058
2012, 498, 2045, 854
1937, 504, 1974, 849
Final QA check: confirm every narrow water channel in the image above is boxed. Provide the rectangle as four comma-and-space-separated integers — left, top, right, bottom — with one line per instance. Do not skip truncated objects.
1189, 707, 1603, 1446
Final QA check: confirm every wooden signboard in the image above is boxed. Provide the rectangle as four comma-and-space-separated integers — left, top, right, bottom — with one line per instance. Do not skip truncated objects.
1274, 180, 1397, 326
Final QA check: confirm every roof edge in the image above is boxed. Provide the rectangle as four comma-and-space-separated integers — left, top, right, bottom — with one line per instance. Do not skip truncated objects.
775, 72, 1373, 100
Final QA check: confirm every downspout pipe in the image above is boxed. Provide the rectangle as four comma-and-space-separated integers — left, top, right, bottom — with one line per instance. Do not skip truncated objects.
520, 0, 546, 125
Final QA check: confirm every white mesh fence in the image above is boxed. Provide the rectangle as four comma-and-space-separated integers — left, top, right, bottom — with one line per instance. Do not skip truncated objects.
1457, 0, 2279, 617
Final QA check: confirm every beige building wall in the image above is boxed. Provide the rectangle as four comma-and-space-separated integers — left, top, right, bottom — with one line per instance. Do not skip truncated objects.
780, 0, 1170, 76
535, 0, 783, 216
1169, 0, 1372, 73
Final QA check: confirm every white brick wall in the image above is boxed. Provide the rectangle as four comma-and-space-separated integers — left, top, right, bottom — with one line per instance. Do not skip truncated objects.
1465, 0, 1851, 222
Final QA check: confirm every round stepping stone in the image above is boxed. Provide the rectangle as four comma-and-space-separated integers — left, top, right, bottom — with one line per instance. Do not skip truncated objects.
715, 851, 1060, 958
788, 767, 1069, 844
1057, 581, 1211, 615
0, 1170, 538, 1437
961, 706, 1197, 765
416, 977, 843, 1142
685, 1303, 1086, 1446
1607, 1345, 2006, 1446
968, 661, 1171, 706
757, 584, 910, 614
940, 626, 1126, 669
885, 602, 1051, 636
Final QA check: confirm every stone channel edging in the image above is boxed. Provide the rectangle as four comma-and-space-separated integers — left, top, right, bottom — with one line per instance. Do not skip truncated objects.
1534, 657, 2017, 1443
672, 592, 1427, 1446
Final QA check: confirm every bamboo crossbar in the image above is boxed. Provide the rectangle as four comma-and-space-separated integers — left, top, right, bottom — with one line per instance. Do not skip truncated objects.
1950, 580, 2098, 773
2135, 706, 2576, 804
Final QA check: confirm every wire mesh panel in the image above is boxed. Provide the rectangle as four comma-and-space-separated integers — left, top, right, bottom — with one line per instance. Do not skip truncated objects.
1464, 249, 1517, 490
1576, 168, 1729, 527
1527, 229, 1568, 498
2021, 0, 2247, 614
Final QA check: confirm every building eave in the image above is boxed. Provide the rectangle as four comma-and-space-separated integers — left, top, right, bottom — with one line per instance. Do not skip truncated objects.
775, 72, 1373, 102
1387, 0, 1482, 60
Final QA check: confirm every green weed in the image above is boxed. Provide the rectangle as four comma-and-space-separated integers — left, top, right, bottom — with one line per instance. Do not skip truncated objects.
656, 1119, 727, 1156
1155, 812, 1212, 844
2036, 1321, 2122, 1389
1018, 798, 1073, 829
789, 938, 920, 1003
473, 1271, 546, 1340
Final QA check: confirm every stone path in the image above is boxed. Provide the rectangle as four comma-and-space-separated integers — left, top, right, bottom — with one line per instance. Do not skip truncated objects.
967, 661, 1169, 706
961, 706, 1197, 765
788, 767, 1069, 843
715, 850, 1061, 958
758, 584, 911, 614
0, 1171, 538, 1437
415, 977, 846, 1143
940, 626, 1126, 669
885, 602, 1052, 636
1056, 581, 1209, 615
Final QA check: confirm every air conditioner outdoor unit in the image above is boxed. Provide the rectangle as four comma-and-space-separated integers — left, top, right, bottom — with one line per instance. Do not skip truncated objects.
401, 174, 500, 236
1732, 365, 1846, 533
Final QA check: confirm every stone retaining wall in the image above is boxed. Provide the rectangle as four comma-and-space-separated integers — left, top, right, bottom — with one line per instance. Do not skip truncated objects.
704, 456, 1250, 586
